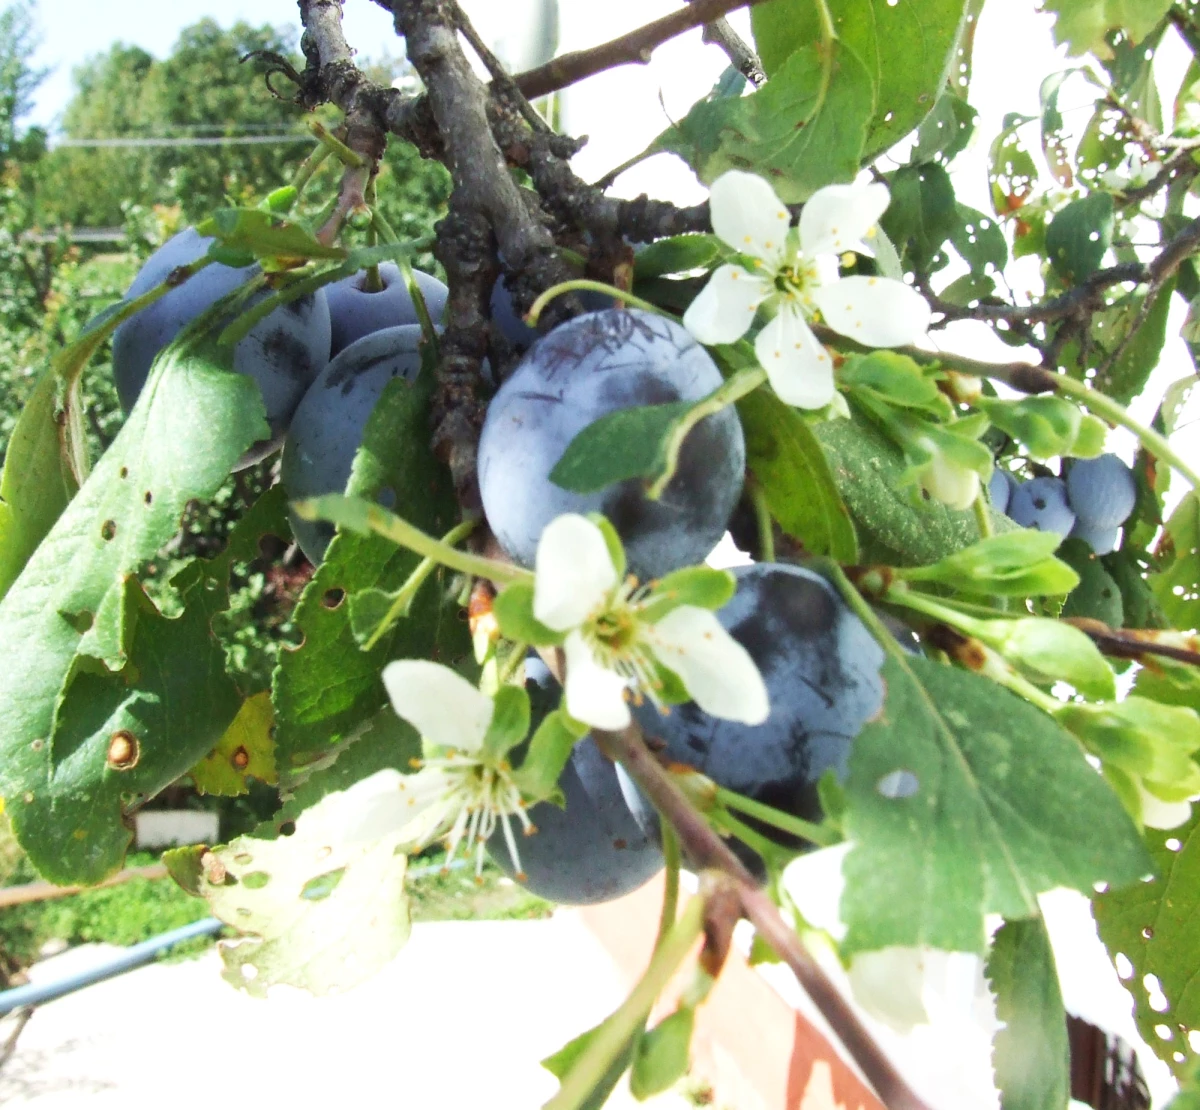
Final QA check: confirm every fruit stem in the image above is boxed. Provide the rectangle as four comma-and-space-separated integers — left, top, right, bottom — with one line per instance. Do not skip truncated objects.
396, 255, 441, 355
973, 491, 994, 539
494, 641, 530, 687
361, 519, 478, 651
1052, 373, 1200, 490
647, 366, 767, 500
714, 787, 841, 848
292, 494, 533, 586
362, 174, 385, 294
819, 559, 918, 669
526, 279, 666, 327
307, 118, 367, 168
543, 895, 705, 1110
656, 827, 681, 953
748, 478, 775, 563
290, 140, 333, 196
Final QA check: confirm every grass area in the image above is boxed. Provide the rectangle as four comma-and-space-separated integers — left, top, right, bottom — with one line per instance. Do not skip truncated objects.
0, 842, 554, 986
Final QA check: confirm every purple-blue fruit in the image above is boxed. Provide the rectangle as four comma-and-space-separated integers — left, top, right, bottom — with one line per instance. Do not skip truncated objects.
486, 658, 663, 904
633, 563, 886, 843
1068, 518, 1121, 556
112, 228, 331, 465
489, 275, 614, 355
478, 308, 746, 579
988, 468, 1016, 514
280, 325, 425, 562
1066, 453, 1137, 530
325, 263, 448, 357
1007, 476, 1076, 538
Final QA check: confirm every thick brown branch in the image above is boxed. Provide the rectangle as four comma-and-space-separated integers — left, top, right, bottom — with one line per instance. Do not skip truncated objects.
594, 723, 934, 1110
512, 0, 770, 99
1064, 619, 1200, 669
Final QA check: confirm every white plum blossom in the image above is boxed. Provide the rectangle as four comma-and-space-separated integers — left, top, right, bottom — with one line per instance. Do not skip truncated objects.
532, 513, 769, 731
316, 660, 535, 878
683, 170, 932, 410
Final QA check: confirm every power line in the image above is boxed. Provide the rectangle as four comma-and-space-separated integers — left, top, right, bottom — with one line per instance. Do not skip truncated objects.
51, 134, 311, 149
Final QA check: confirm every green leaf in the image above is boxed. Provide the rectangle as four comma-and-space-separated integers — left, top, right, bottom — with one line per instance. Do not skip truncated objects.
1046, 192, 1114, 284
630, 1006, 695, 1099
1039, 70, 1077, 187
272, 371, 471, 769
737, 386, 858, 562
1151, 492, 1200, 631
1095, 812, 1200, 1077
902, 531, 1080, 596
976, 395, 1092, 461
481, 685, 532, 761
881, 163, 959, 272
841, 657, 1152, 954
1041, 0, 1173, 59
493, 581, 565, 646
633, 235, 722, 280
949, 204, 1008, 276
0, 338, 269, 883
989, 117, 1040, 218
543, 1016, 642, 1110
513, 709, 582, 804
1060, 539, 1125, 626
640, 566, 735, 623
910, 92, 978, 166
814, 409, 998, 566
549, 401, 692, 494
197, 207, 347, 262
840, 351, 945, 411
655, 41, 873, 203
197, 783, 411, 997
0, 369, 77, 600
1092, 278, 1176, 406
751, 0, 971, 158
985, 618, 1116, 700
190, 691, 278, 797
987, 917, 1071, 1110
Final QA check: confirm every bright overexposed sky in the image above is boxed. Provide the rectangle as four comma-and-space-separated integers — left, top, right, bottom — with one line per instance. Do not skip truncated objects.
19, 2, 1193, 1105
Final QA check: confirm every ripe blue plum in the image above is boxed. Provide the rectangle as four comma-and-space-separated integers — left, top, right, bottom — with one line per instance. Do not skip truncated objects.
632, 563, 886, 848
325, 263, 448, 357
988, 467, 1016, 514
1007, 476, 1076, 537
280, 325, 425, 562
1066, 453, 1137, 530
486, 657, 663, 904
111, 228, 331, 465
1068, 518, 1120, 555
478, 308, 746, 579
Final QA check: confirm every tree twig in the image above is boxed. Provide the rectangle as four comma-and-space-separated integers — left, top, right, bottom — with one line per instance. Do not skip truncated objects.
594, 722, 934, 1110
511, 0, 771, 99
692, 6, 766, 87
1063, 618, 1200, 669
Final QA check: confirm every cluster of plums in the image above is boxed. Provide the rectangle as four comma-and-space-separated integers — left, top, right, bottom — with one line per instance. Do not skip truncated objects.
113, 230, 891, 905
989, 454, 1137, 555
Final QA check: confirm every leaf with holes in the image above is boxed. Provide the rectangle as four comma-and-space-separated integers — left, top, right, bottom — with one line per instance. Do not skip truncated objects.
1095, 813, 1200, 1076
910, 92, 977, 165
814, 409, 1002, 566
1046, 192, 1114, 284
1041, 0, 1172, 59
272, 371, 472, 774
198, 776, 412, 997
190, 692, 278, 798
987, 917, 1071, 1109
881, 163, 959, 273
1150, 493, 1200, 632
0, 337, 268, 882
751, 0, 971, 158
655, 40, 873, 203
840, 657, 1151, 954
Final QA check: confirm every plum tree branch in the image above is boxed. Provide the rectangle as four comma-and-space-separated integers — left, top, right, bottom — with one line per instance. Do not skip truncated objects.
593, 722, 934, 1110
510, 0, 771, 99
685, 0, 766, 87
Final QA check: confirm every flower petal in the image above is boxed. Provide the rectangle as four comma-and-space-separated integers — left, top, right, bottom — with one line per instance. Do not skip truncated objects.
709, 170, 791, 267
780, 843, 853, 942
682, 264, 770, 345
648, 606, 769, 725
799, 181, 890, 257
533, 513, 619, 631
382, 659, 494, 753
813, 276, 932, 348
563, 629, 631, 730
847, 947, 933, 1034
314, 767, 454, 848
754, 308, 836, 410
